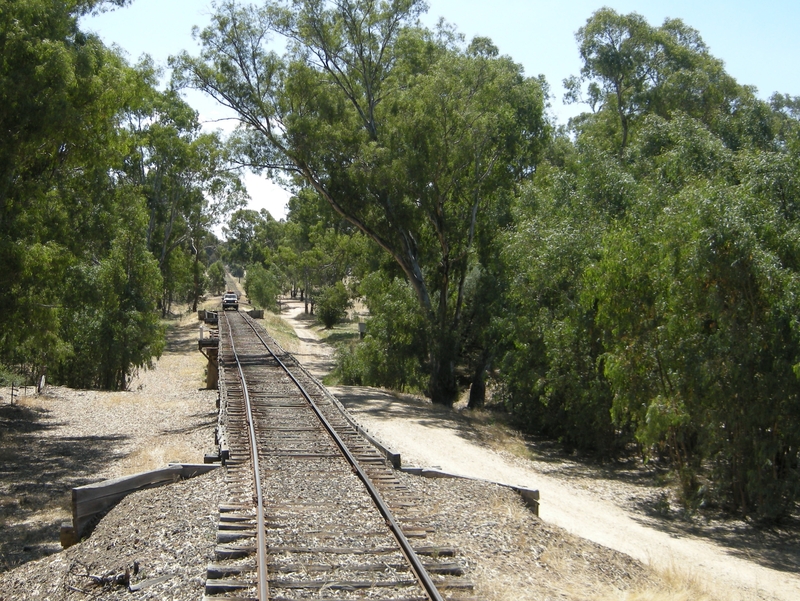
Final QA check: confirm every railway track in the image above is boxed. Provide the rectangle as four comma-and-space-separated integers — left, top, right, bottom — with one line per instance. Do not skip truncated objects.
204, 309, 476, 601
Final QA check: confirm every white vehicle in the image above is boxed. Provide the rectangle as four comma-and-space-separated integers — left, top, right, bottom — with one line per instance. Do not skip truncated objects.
222, 291, 239, 311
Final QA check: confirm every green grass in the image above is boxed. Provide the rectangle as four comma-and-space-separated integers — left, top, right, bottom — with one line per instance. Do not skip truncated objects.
317, 320, 360, 345
261, 311, 300, 352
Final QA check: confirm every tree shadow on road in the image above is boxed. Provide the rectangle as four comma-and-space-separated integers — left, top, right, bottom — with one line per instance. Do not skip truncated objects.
629, 493, 800, 576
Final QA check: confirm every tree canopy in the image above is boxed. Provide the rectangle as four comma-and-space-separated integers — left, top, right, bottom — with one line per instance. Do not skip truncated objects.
220, 5, 800, 518
1, 0, 242, 389
173, 0, 549, 402
9, 0, 800, 518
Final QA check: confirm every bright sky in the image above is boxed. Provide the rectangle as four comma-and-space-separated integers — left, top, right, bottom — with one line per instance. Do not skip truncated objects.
82, 0, 800, 222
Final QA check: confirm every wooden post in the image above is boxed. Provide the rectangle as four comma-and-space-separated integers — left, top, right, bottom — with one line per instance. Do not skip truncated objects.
206, 348, 219, 389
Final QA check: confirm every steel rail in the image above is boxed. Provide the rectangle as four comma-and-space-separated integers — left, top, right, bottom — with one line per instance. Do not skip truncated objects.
237, 312, 445, 601
223, 312, 269, 601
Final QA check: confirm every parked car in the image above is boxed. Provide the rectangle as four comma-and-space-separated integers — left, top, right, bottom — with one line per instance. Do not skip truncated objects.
222, 291, 239, 311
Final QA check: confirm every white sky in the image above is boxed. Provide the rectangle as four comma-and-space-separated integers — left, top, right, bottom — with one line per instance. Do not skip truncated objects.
82, 0, 800, 222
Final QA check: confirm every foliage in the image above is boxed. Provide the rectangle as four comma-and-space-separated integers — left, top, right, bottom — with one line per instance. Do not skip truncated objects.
335, 274, 427, 392
172, 0, 549, 403
0, 0, 238, 389
316, 282, 351, 329
0, 0, 163, 388
207, 260, 227, 295
586, 182, 800, 516
56, 199, 165, 389
497, 8, 800, 517
499, 174, 622, 455
0, 365, 26, 389
122, 77, 246, 314
244, 262, 282, 312
564, 7, 749, 154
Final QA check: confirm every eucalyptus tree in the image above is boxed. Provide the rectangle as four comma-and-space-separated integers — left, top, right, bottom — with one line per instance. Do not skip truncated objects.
173, 0, 548, 403
207, 260, 228, 295
224, 209, 264, 268
123, 80, 247, 314
586, 116, 800, 515
564, 8, 746, 154
0, 0, 165, 388
498, 6, 800, 516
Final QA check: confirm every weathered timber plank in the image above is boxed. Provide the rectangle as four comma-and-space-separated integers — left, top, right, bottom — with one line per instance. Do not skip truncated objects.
72, 466, 182, 507
217, 530, 256, 543
205, 578, 253, 593
207, 563, 255, 578
215, 544, 256, 560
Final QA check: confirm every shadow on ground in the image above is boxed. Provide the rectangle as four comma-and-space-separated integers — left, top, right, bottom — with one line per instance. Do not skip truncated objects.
629, 496, 800, 576
331, 385, 800, 577
161, 411, 218, 436
162, 313, 202, 353
332, 385, 483, 443
0, 404, 129, 572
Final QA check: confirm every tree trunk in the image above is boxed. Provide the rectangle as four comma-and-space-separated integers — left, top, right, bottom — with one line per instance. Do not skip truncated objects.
191, 240, 200, 312
428, 333, 459, 405
468, 362, 487, 409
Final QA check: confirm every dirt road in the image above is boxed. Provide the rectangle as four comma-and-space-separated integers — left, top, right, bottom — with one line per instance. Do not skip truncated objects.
279, 299, 799, 601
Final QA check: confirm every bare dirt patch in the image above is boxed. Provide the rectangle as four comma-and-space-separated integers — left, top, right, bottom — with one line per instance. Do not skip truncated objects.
0, 310, 217, 574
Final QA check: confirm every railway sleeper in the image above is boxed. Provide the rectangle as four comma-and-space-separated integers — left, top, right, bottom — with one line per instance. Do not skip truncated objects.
270, 578, 419, 589
204, 577, 255, 594
215, 544, 256, 560
267, 545, 453, 555
267, 561, 464, 576
218, 507, 255, 520
270, 597, 428, 601
219, 522, 259, 531
217, 530, 256, 543
207, 562, 256, 578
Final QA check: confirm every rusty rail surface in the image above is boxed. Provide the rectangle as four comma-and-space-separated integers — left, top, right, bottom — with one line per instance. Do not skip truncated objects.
224, 318, 270, 601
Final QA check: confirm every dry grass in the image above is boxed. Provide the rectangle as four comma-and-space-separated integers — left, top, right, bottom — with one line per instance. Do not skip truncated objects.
120, 439, 201, 475
600, 562, 727, 601
262, 310, 300, 352
457, 405, 536, 462
438, 482, 650, 601
316, 318, 360, 342
0, 387, 37, 406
